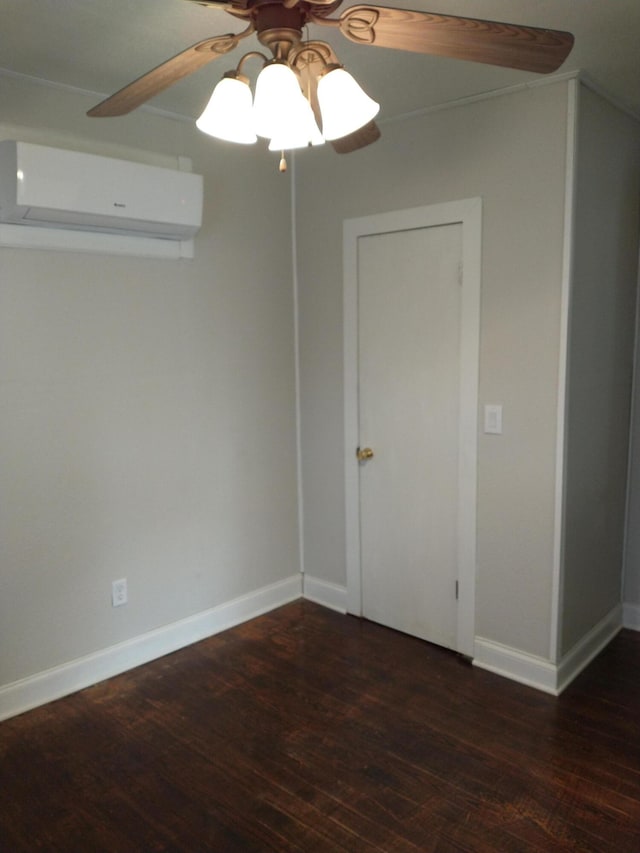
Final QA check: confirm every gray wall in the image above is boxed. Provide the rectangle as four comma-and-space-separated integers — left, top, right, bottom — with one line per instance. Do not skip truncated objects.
561, 86, 640, 653
0, 75, 299, 687
296, 81, 569, 659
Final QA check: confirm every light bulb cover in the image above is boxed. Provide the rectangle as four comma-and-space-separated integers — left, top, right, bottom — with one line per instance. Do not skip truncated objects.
196, 73, 257, 144
253, 61, 307, 140
317, 65, 380, 141
268, 96, 324, 150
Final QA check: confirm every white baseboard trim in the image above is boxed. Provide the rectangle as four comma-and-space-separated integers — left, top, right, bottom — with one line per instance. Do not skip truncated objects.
302, 574, 347, 613
474, 604, 623, 696
623, 601, 640, 630
0, 573, 302, 723
556, 604, 623, 693
473, 637, 559, 695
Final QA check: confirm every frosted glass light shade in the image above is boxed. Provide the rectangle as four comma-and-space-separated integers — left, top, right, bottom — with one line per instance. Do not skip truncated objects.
196, 76, 257, 144
268, 96, 324, 150
317, 67, 380, 141
253, 62, 306, 140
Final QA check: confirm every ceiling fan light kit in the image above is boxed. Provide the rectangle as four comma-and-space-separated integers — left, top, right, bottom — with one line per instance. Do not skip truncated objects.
87, 0, 574, 169
198, 53, 378, 152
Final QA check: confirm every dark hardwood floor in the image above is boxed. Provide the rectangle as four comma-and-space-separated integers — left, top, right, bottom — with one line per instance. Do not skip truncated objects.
1, 600, 639, 852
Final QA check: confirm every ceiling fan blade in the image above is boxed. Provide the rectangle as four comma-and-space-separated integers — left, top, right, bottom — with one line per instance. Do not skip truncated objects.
87, 26, 254, 117
311, 5, 573, 73
183, 0, 239, 8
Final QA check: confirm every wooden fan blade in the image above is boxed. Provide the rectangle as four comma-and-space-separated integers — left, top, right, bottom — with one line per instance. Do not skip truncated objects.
312, 6, 573, 74
182, 0, 237, 8
87, 26, 254, 117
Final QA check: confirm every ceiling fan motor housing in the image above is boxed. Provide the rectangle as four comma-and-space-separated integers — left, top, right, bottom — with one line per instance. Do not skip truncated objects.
253, 2, 307, 58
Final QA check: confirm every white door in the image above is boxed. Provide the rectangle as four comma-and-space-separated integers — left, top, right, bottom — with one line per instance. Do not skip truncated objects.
344, 200, 480, 656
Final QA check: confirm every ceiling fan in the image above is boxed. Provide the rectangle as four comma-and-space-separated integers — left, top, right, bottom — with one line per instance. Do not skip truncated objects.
88, 0, 574, 160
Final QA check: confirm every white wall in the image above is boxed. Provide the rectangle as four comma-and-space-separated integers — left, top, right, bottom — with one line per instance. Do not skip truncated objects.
296, 81, 569, 660
561, 85, 640, 652
0, 74, 299, 689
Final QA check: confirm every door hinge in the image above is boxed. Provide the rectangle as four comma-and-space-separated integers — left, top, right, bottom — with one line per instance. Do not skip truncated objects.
455, 580, 459, 600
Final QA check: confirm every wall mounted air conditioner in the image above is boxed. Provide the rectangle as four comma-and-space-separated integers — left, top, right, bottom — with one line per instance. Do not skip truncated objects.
0, 140, 203, 242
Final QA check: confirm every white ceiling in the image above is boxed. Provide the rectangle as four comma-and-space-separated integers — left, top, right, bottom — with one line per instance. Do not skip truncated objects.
1, 0, 639, 125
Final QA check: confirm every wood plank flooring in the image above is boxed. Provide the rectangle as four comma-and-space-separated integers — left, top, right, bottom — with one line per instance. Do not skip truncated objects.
1, 600, 639, 851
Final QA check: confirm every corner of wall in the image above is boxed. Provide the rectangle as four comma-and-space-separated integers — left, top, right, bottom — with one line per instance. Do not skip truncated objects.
302, 575, 347, 613
0, 575, 303, 723
550, 76, 580, 665
474, 602, 622, 695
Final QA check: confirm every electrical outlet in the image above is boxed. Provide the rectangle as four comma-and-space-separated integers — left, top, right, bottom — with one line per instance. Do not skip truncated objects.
111, 578, 128, 607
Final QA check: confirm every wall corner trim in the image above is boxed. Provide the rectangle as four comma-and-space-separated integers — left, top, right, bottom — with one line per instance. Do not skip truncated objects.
474, 603, 623, 695
0, 574, 302, 723
302, 575, 347, 613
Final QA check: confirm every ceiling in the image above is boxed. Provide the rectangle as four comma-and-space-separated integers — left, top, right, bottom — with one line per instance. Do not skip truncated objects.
1, 0, 639, 126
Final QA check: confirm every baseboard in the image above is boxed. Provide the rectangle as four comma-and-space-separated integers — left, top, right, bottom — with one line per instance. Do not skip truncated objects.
302, 574, 347, 613
474, 603, 623, 696
623, 601, 640, 630
0, 573, 302, 723
556, 604, 623, 693
473, 637, 559, 695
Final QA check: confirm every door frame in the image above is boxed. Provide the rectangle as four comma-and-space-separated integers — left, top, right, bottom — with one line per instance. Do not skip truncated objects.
343, 198, 481, 657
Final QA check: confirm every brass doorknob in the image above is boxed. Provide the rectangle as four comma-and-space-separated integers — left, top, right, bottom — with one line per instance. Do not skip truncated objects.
357, 447, 374, 461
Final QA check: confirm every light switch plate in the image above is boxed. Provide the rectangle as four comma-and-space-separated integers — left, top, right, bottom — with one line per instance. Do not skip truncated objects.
484, 404, 503, 435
